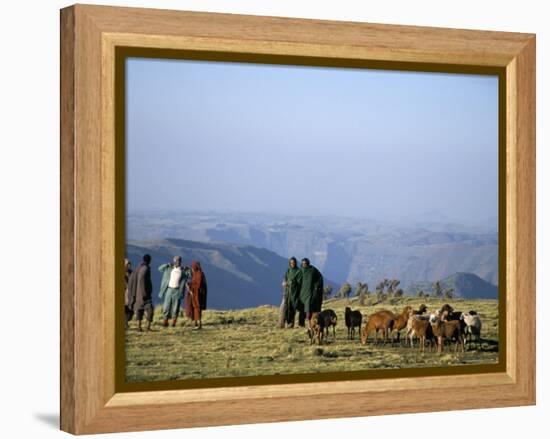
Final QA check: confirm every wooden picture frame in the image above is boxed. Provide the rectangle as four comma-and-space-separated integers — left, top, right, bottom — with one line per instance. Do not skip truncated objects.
60, 4, 536, 434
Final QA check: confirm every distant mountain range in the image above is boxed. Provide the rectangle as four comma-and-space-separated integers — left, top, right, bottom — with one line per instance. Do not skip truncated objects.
126, 238, 498, 309
127, 211, 499, 288
126, 239, 288, 309
127, 238, 337, 309
406, 272, 498, 299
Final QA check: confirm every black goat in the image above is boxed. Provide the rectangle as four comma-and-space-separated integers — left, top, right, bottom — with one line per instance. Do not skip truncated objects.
318, 309, 338, 341
413, 304, 428, 315
344, 307, 362, 340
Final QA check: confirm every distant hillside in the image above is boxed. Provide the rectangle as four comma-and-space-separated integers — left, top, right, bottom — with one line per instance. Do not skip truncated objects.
406, 272, 498, 299
126, 239, 336, 310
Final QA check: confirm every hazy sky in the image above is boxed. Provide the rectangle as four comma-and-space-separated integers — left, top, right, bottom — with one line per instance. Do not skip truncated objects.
126, 58, 498, 224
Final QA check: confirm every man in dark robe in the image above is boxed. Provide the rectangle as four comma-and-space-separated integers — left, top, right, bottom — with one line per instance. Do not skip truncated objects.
127, 254, 154, 332
279, 257, 301, 328
124, 258, 133, 328
296, 258, 324, 329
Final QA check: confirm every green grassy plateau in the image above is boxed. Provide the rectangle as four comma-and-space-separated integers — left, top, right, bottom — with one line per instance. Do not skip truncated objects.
125, 296, 499, 383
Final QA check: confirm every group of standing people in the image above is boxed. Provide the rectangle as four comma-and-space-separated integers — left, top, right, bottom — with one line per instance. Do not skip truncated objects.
279, 257, 324, 329
123, 252, 320, 332
124, 254, 208, 332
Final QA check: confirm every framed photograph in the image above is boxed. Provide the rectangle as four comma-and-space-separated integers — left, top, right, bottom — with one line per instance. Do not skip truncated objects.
60, 4, 536, 434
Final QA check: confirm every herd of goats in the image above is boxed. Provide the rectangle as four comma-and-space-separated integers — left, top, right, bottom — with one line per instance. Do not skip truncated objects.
308, 303, 484, 353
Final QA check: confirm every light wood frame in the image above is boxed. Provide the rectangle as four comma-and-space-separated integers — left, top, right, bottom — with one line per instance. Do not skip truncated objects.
60, 4, 536, 434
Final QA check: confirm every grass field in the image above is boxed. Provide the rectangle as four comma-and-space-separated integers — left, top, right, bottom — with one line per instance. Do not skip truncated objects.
125, 297, 499, 383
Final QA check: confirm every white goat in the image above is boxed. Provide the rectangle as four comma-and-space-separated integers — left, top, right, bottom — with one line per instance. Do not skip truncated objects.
461, 312, 482, 349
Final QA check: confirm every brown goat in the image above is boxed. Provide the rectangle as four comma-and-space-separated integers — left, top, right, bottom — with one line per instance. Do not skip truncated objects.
360, 310, 394, 345
390, 306, 413, 345
405, 305, 429, 347
309, 312, 324, 345
440, 303, 467, 335
407, 313, 435, 353
429, 316, 465, 353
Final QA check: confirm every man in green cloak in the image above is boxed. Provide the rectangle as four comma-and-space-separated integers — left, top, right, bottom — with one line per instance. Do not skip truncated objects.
158, 256, 191, 327
279, 257, 301, 328
296, 258, 324, 327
